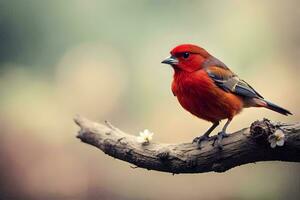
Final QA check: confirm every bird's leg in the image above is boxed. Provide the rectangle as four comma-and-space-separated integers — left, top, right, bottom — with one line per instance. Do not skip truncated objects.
214, 119, 231, 150
193, 122, 219, 147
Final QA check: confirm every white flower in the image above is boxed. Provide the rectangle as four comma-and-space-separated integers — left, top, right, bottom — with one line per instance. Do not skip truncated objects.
268, 129, 285, 148
137, 129, 154, 144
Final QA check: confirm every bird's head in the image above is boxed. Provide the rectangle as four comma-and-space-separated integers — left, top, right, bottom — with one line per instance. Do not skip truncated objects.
161, 44, 210, 72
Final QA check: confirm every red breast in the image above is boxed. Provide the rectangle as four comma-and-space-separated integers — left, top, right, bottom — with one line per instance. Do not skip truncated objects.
172, 69, 243, 122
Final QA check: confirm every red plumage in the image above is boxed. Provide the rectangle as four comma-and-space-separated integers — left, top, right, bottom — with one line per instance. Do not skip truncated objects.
172, 69, 243, 122
162, 44, 292, 148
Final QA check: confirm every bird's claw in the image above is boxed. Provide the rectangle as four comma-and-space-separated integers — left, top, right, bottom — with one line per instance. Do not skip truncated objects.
213, 131, 229, 150
192, 135, 209, 148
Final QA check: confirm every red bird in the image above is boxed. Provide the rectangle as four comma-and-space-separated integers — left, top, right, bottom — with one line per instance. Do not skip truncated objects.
162, 44, 292, 149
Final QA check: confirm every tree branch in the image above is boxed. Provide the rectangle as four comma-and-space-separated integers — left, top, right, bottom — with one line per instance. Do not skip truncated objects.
74, 116, 300, 173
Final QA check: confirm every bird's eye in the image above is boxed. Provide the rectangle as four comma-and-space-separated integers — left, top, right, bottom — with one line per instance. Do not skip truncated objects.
182, 52, 190, 59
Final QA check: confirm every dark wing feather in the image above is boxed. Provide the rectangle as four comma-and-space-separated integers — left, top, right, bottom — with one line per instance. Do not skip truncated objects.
205, 63, 263, 99
234, 79, 263, 98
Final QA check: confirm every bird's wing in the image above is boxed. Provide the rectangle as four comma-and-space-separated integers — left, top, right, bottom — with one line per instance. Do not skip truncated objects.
205, 65, 263, 99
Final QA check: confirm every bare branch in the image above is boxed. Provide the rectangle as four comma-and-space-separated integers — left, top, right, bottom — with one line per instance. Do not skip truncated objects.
74, 116, 300, 173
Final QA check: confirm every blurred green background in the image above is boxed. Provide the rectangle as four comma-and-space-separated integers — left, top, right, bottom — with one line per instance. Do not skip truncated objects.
0, 0, 299, 199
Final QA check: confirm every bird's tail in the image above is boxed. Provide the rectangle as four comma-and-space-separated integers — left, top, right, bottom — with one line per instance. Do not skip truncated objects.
252, 98, 292, 116
262, 100, 292, 116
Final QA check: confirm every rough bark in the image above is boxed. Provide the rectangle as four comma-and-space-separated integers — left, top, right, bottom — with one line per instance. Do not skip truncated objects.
74, 116, 300, 174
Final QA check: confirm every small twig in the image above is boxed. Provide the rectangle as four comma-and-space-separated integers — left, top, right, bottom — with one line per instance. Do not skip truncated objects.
104, 120, 116, 130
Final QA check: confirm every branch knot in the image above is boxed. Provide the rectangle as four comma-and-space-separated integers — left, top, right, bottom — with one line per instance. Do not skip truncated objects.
250, 118, 276, 142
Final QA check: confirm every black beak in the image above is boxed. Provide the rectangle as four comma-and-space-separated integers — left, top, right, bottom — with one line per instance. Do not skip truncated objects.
161, 56, 178, 65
